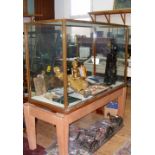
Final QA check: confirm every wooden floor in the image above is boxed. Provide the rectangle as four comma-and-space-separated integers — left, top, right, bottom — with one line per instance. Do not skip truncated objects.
24, 86, 131, 155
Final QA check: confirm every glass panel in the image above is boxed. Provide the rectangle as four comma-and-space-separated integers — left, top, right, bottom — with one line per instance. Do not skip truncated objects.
28, 0, 34, 15
65, 24, 94, 106
65, 23, 123, 107
27, 23, 65, 107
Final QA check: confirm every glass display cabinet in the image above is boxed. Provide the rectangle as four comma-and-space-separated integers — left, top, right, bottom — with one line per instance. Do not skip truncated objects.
24, 19, 129, 113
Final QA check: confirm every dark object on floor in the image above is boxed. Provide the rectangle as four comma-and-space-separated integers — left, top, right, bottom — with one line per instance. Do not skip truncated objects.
107, 112, 123, 126
104, 42, 117, 85
46, 115, 123, 155
23, 137, 46, 155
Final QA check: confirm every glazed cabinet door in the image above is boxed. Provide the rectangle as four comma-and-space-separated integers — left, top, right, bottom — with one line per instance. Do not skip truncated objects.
23, 0, 55, 20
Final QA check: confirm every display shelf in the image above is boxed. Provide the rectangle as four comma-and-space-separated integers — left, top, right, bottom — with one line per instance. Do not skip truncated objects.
89, 9, 131, 25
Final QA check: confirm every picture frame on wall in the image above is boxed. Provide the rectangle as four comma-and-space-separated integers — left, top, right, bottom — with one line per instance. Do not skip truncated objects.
113, 0, 131, 10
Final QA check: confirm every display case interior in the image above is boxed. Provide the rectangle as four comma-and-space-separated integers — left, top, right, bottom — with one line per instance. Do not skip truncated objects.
24, 19, 129, 113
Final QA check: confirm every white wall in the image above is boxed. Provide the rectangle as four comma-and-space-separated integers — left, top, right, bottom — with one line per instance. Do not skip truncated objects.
92, 0, 114, 11
55, 0, 70, 19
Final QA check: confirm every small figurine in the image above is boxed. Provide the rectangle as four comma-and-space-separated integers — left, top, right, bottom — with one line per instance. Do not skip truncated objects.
104, 41, 117, 85
79, 62, 87, 79
53, 60, 89, 93
72, 59, 80, 79
53, 66, 63, 80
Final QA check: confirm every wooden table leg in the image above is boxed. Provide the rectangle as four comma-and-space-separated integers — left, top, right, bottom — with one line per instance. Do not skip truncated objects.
24, 103, 37, 150
56, 117, 69, 155
117, 87, 127, 117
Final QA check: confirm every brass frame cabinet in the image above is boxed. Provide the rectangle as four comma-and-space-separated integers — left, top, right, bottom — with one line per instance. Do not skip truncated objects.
24, 19, 129, 155
24, 19, 129, 113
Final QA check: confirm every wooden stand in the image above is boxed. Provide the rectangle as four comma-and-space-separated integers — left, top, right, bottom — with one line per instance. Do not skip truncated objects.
24, 86, 126, 155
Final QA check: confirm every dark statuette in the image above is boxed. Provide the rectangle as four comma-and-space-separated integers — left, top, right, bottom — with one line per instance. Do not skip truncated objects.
104, 42, 117, 85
